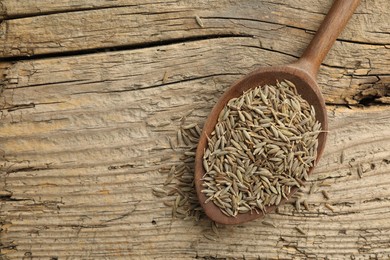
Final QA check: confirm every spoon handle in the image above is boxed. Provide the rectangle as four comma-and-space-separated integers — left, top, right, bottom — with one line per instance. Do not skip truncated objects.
295, 0, 361, 77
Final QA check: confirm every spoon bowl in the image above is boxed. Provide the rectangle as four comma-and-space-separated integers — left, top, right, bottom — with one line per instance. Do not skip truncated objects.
194, 0, 361, 224
194, 65, 328, 224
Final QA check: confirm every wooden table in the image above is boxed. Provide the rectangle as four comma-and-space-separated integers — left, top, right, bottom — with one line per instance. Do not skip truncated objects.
0, 0, 389, 259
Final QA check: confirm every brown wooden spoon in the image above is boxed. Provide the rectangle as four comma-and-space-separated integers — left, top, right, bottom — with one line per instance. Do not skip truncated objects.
195, 0, 361, 225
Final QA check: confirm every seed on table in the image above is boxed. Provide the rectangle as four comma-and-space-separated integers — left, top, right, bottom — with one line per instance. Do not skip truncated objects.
167, 136, 176, 150
195, 125, 202, 136
167, 188, 178, 196
324, 203, 335, 212
178, 196, 188, 207
152, 187, 167, 195
164, 168, 175, 186
262, 220, 276, 228
177, 129, 184, 146
195, 16, 204, 28
183, 157, 195, 163
188, 127, 200, 139
295, 226, 307, 235
303, 200, 310, 211
211, 221, 220, 236
181, 132, 191, 145
309, 182, 317, 194
175, 194, 182, 208
318, 182, 331, 187
321, 190, 330, 200
182, 123, 197, 130
295, 199, 301, 212
184, 151, 196, 156
340, 150, 345, 164
357, 164, 363, 178
161, 71, 169, 83
163, 201, 174, 207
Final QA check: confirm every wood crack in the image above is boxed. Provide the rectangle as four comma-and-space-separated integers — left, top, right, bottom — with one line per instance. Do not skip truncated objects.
207, 16, 316, 34
337, 38, 390, 46
70, 72, 243, 95
7, 79, 86, 90
1, 1, 181, 20
0, 34, 254, 62
363, 197, 390, 204
5, 166, 53, 174
240, 44, 299, 59
2, 101, 65, 112
1, 5, 139, 20
102, 204, 139, 223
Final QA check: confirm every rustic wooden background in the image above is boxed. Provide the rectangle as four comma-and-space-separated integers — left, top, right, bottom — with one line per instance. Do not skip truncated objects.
0, 0, 389, 259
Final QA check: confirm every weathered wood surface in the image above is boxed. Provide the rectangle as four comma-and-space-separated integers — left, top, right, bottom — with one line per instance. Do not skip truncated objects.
0, 0, 389, 106
0, 0, 389, 259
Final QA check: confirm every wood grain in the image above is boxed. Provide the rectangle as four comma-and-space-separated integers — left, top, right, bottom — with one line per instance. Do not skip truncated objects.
0, 0, 389, 57
0, 0, 388, 105
1, 67, 389, 258
0, 37, 388, 106
0, 0, 389, 259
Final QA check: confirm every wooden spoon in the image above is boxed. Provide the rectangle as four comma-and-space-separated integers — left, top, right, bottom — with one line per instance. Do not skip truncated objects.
195, 0, 361, 224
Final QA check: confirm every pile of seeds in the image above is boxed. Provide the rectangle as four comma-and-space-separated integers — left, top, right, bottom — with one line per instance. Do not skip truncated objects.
201, 80, 321, 217
153, 120, 224, 240
153, 120, 206, 221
